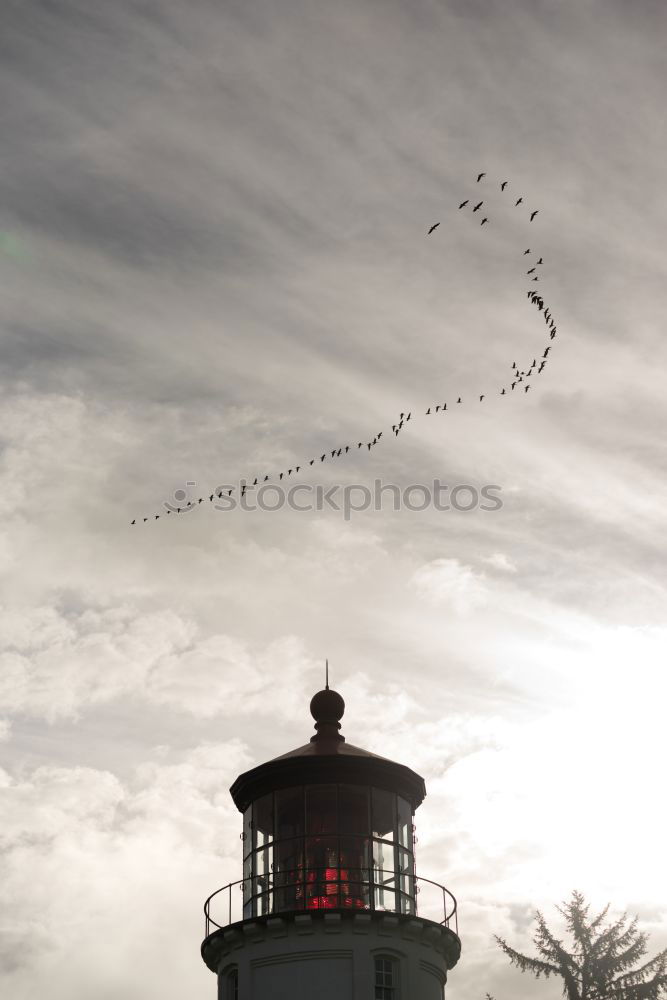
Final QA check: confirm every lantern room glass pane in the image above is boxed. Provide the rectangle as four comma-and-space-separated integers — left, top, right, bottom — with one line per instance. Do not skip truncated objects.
374, 886, 396, 912
373, 838, 396, 881
274, 830, 303, 874
256, 887, 272, 916
275, 786, 303, 841
306, 785, 337, 835
253, 845, 273, 917
339, 834, 370, 909
398, 846, 415, 910
339, 835, 370, 882
342, 879, 370, 909
338, 784, 369, 834
243, 854, 252, 917
397, 796, 411, 848
243, 806, 252, 858
254, 793, 274, 847
398, 847, 412, 875
304, 836, 339, 909
372, 788, 395, 840
273, 785, 304, 913
305, 835, 339, 875
372, 837, 396, 911
399, 883, 415, 913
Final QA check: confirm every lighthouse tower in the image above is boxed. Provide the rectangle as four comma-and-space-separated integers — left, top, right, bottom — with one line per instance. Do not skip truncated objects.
201, 683, 461, 999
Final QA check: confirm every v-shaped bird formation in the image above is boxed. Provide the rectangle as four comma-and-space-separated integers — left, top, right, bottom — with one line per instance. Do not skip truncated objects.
132, 173, 558, 524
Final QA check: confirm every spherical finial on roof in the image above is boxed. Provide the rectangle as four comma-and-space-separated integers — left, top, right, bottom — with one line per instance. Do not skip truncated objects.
309, 687, 345, 742
310, 687, 345, 724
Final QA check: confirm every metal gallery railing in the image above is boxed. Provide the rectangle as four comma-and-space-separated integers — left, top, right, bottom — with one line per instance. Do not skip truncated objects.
204, 868, 458, 937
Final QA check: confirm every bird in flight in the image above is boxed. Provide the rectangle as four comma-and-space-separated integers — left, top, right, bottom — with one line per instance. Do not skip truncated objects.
458, 199, 469, 209
527, 267, 536, 274
536, 257, 543, 265
501, 388, 506, 395
481, 217, 488, 226
477, 172, 486, 182
524, 385, 531, 392
532, 276, 539, 281
428, 222, 440, 235
479, 395, 485, 402
457, 397, 462, 404
473, 201, 483, 212
515, 197, 523, 206
426, 407, 431, 414
523, 248, 531, 255
501, 181, 508, 190
530, 210, 539, 221
131, 519, 136, 525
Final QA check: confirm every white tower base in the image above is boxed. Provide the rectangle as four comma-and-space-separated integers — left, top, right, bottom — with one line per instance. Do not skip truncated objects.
202, 910, 461, 1000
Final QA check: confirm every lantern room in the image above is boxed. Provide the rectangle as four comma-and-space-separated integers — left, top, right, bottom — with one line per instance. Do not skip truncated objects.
230, 685, 426, 920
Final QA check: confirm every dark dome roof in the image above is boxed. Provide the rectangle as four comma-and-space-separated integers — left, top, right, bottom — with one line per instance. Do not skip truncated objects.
229, 686, 426, 812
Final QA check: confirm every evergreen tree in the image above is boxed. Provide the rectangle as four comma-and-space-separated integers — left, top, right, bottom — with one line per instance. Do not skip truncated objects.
493, 890, 667, 1000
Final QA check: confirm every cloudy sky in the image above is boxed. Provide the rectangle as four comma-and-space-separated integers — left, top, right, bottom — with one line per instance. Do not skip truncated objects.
2, 0, 667, 997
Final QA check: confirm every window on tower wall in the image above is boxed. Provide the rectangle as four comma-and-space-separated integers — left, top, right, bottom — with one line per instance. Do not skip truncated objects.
374, 956, 397, 999
226, 967, 238, 1000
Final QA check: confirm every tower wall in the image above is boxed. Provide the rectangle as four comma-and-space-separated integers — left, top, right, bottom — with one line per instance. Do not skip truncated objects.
202, 910, 460, 1000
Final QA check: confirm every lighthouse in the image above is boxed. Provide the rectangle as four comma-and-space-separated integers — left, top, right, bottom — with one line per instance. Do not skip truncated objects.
201, 682, 461, 999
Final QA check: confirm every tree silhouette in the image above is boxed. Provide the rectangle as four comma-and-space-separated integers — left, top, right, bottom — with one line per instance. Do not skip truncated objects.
493, 891, 667, 999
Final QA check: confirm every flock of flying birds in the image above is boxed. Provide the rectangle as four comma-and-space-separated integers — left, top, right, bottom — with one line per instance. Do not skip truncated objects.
131, 173, 558, 524
428, 172, 539, 235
